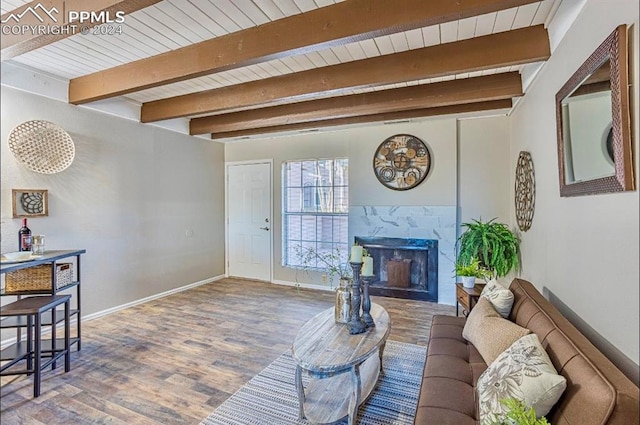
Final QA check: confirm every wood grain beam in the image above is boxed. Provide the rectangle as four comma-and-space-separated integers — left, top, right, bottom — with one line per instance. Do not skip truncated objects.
190, 72, 522, 135
209, 100, 513, 140
1, 0, 161, 61
68, 0, 539, 104
142, 25, 548, 123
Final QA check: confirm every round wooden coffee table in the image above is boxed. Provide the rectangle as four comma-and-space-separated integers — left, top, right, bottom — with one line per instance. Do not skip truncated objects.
292, 303, 391, 425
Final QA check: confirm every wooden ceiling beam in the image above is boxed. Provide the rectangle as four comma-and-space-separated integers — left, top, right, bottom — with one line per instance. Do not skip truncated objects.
1, 0, 162, 61
142, 25, 548, 123
68, 0, 540, 104
190, 72, 522, 135
209, 100, 513, 140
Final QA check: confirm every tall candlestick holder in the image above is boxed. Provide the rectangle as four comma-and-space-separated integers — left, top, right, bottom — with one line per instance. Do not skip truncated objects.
361, 275, 375, 328
347, 262, 366, 335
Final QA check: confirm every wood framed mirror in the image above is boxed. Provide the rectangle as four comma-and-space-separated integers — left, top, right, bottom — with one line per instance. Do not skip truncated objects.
555, 25, 634, 197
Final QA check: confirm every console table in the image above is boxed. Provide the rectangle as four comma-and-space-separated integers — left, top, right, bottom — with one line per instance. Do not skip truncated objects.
1, 249, 86, 353
292, 303, 391, 425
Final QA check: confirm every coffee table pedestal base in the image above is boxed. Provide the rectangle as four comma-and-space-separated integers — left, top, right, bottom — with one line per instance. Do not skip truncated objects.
297, 352, 381, 425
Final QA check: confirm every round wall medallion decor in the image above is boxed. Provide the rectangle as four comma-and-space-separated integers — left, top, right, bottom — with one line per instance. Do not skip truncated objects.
21, 192, 45, 214
515, 151, 535, 231
8, 120, 75, 174
373, 134, 431, 190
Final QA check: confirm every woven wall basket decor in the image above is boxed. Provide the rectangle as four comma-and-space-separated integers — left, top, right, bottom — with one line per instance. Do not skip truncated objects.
8, 120, 75, 174
514, 151, 535, 232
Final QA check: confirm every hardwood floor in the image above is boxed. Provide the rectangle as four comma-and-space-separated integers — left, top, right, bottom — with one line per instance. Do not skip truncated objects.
1, 278, 454, 424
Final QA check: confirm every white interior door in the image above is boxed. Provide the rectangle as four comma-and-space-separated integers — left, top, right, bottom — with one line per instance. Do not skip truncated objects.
227, 162, 272, 281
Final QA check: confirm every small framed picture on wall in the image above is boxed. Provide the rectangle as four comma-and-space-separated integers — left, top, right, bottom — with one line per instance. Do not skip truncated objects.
12, 189, 48, 218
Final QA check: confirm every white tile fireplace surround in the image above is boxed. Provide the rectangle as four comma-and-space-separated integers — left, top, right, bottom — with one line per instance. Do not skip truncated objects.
349, 206, 456, 305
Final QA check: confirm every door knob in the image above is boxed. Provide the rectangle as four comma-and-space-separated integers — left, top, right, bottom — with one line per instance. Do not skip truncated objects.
260, 226, 270, 231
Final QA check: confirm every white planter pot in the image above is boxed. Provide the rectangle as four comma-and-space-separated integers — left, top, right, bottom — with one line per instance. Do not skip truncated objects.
460, 276, 476, 289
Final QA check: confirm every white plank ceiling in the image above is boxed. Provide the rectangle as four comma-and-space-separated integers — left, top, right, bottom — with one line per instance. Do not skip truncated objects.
2, 0, 560, 137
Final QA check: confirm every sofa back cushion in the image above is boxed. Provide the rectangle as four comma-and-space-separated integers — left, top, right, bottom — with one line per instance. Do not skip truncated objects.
509, 279, 639, 425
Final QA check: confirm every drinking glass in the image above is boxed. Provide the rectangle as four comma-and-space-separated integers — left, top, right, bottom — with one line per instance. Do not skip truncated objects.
31, 235, 45, 255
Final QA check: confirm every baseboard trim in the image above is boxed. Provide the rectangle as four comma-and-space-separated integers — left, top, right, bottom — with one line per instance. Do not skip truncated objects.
271, 279, 336, 292
83, 274, 226, 322
0, 274, 226, 349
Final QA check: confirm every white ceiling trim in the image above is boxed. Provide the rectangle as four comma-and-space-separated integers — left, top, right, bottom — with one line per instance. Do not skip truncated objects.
1, 61, 209, 139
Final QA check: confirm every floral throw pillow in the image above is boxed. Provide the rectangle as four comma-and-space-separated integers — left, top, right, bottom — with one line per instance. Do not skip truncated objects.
477, 334, 567, 425
480, 279, 514, 318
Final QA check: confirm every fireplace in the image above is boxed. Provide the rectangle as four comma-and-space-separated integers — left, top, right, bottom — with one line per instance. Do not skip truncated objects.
355, 236, 438, 302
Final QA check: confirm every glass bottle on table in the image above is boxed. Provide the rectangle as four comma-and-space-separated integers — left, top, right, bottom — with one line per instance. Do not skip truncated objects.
18, 218, 32, 252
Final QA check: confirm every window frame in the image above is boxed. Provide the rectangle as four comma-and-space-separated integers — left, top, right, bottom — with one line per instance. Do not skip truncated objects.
282, 158, 349, 270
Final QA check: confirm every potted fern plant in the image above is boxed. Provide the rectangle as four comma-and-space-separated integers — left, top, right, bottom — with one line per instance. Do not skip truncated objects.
457, 218, 520, 279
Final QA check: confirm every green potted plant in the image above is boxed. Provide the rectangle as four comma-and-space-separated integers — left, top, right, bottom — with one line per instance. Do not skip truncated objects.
457, 218, 520, 279
455, 258, 490, 288
489, 398, 550, 425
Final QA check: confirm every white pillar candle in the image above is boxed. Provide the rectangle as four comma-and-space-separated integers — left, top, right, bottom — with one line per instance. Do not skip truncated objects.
350, 245, 363, 263
362, 256, 374, 276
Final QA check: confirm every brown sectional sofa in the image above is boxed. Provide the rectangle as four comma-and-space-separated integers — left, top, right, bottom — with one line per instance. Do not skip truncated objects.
415, 278, 639, 425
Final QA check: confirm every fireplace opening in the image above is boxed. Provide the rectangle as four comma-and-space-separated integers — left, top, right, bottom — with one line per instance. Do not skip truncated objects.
355, 236, 438, 302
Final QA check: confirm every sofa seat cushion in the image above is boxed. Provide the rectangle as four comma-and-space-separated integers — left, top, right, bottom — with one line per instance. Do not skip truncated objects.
415, 315, 486, 424
414, 406, 478, 425
415, 377, 478, 425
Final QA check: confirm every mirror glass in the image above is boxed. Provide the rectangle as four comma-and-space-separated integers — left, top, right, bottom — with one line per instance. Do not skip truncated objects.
555, 25, 634, 197
560, 58, 614, 183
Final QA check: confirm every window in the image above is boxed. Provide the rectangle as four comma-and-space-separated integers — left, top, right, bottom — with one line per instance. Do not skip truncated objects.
283, 159, 349, 269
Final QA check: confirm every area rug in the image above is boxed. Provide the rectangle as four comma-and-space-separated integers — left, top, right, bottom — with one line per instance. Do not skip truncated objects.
200, 340, 426, 425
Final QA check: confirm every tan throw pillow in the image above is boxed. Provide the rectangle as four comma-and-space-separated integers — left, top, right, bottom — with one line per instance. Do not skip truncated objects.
462, 297, 530, 365
481, 279, 515, 318
477, 333, 567, 425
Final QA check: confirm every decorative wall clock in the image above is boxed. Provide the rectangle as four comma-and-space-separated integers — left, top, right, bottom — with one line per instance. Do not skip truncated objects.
514, 151, 535, 231
373, 134, 431, 190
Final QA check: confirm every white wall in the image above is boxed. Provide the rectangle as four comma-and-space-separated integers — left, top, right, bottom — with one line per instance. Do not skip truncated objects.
458, 116, 511, 225
225, 116, 511, 304
1, 87, 226, 320
509, 0, 639, 368
225, 131, 348, 287
348, 119, 457, 206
